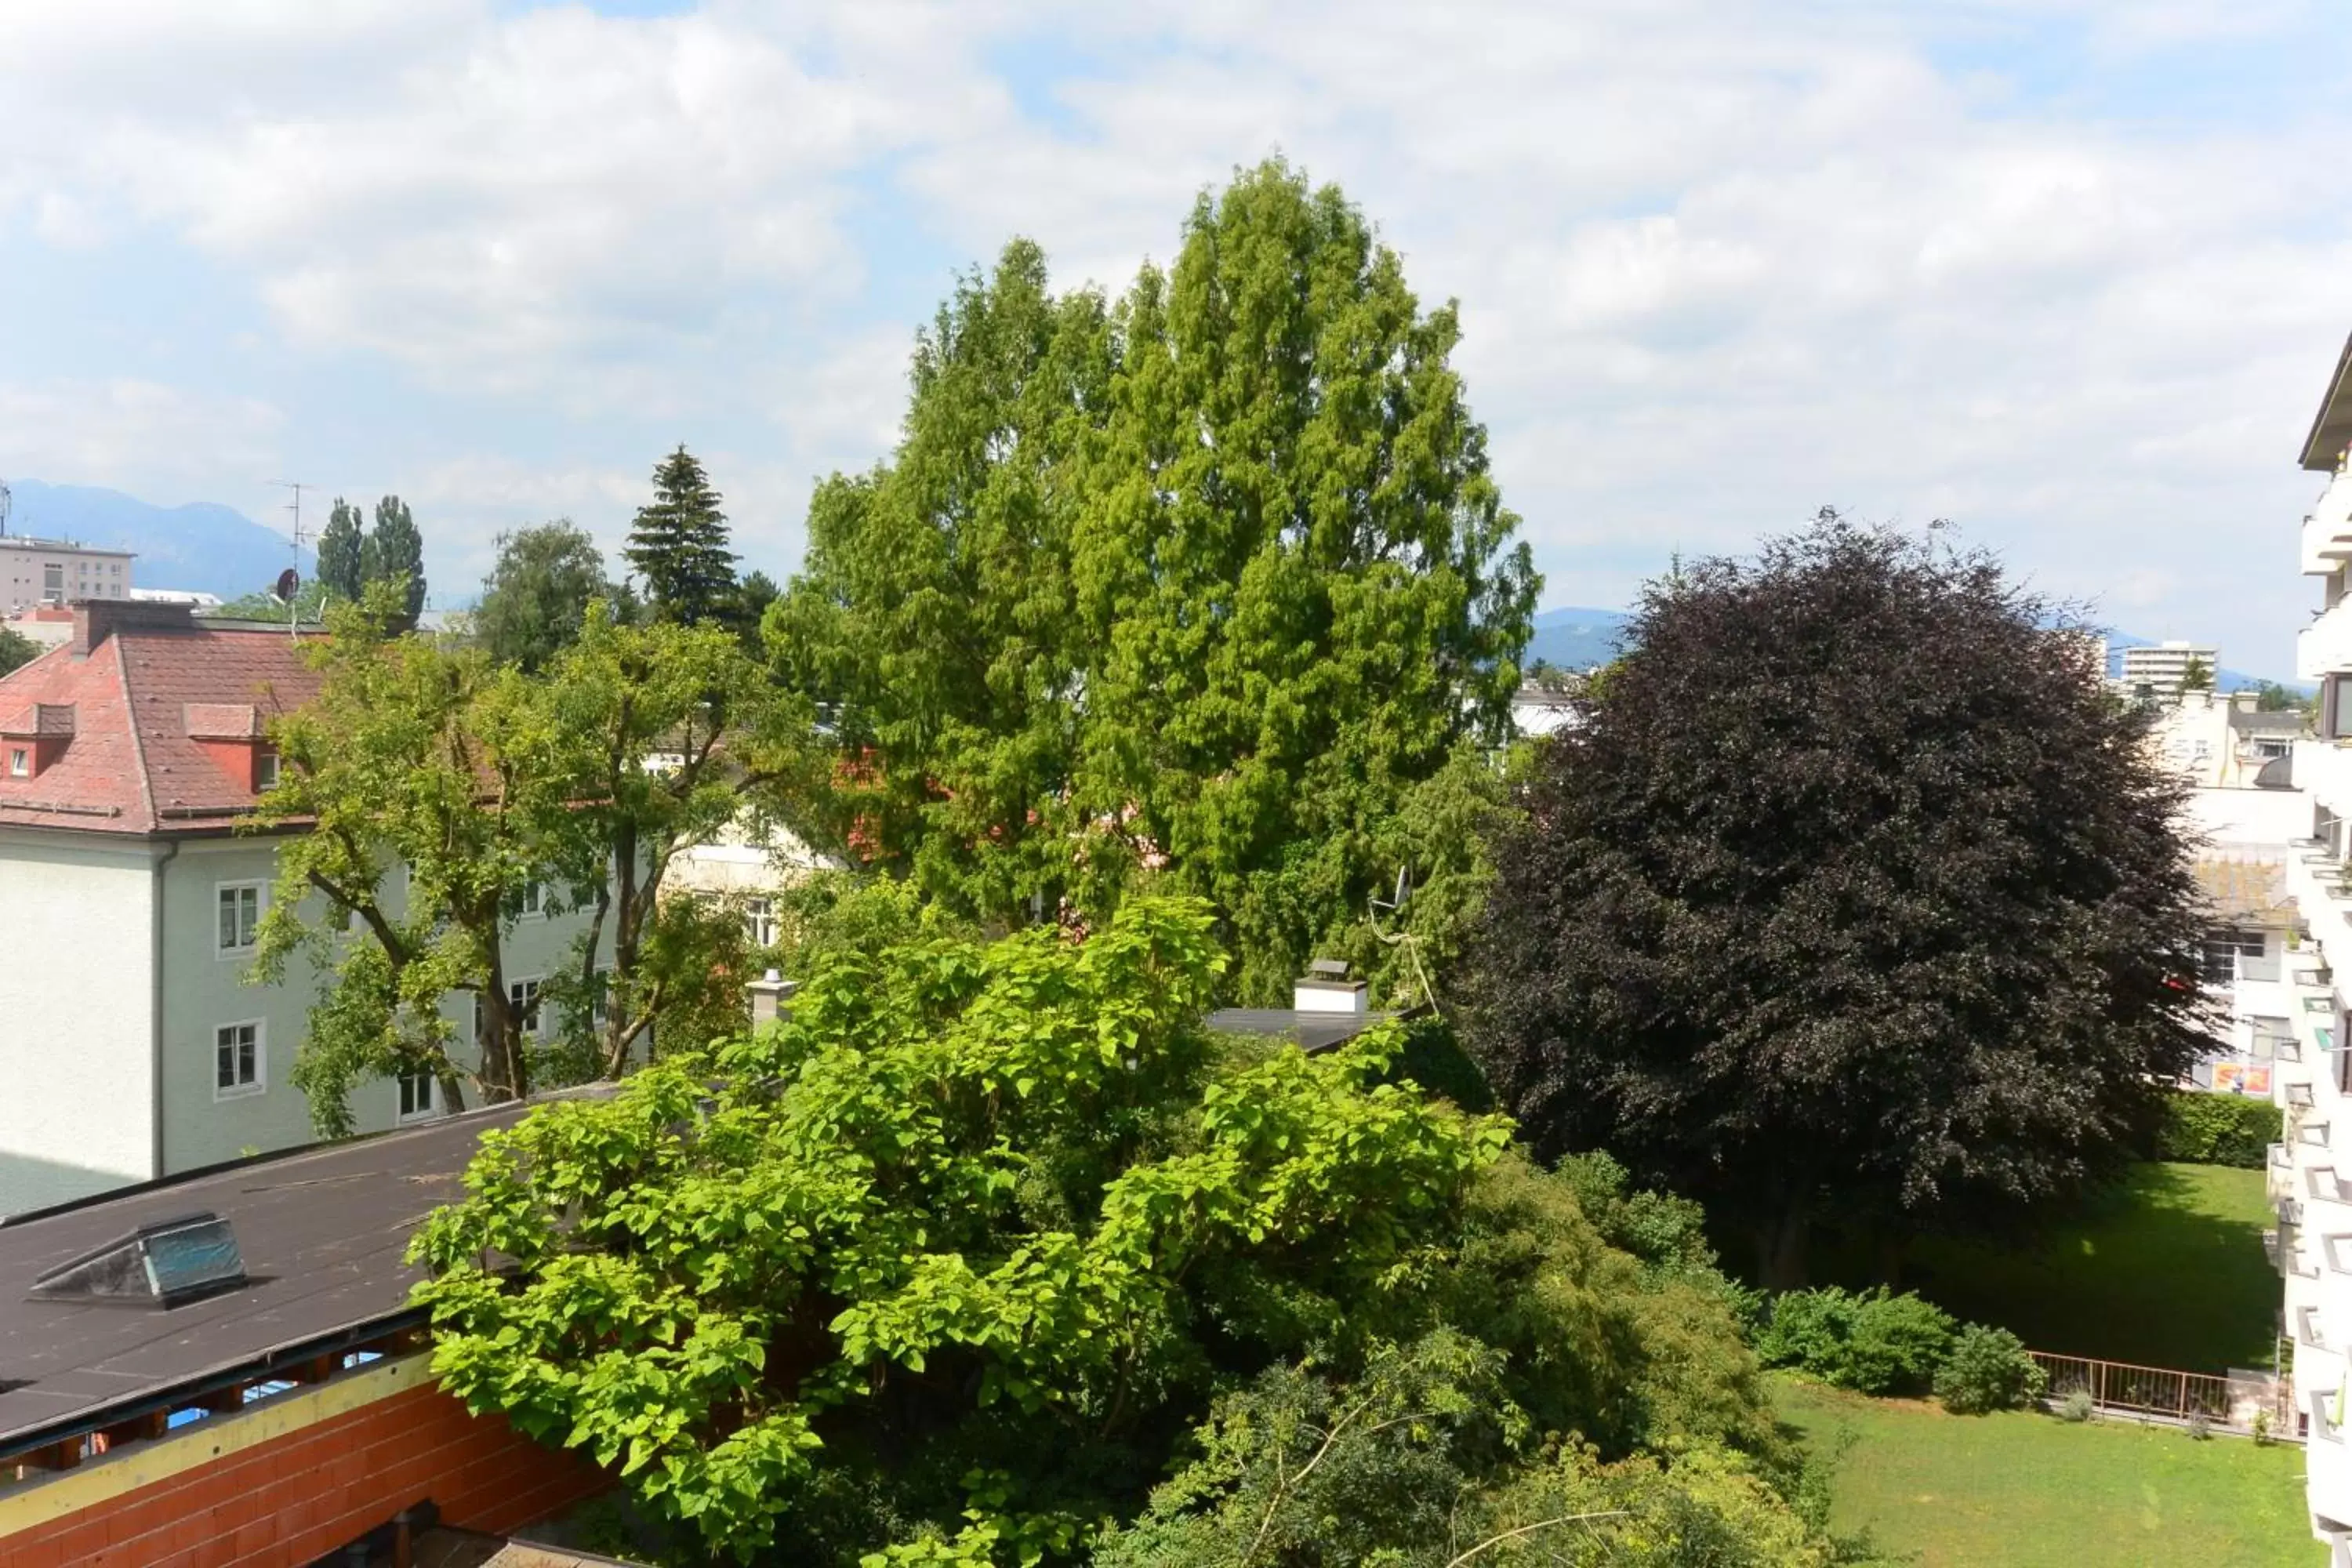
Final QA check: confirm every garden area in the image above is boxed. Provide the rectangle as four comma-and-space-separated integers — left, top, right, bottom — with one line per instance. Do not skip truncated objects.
1778, 1377, 2315, 1566
1815, 1159, 2278, 1375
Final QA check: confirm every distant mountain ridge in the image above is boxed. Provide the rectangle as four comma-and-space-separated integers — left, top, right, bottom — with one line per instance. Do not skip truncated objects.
3, 480, 310, 601
1523, 604, 2299, 692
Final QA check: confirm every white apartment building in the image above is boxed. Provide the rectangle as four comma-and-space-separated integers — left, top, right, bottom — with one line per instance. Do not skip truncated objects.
2120, 640, 2221, 701
0, 535, 132, 614
2267, 331, 2352, 1560
0, 599, 606, 1218
2150, 688, 2305, 788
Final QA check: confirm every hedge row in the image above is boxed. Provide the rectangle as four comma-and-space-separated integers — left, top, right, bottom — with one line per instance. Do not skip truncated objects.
2154, 1089, 2281, 1168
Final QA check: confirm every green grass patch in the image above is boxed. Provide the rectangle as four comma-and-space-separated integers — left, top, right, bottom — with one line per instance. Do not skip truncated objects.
1886, 1163, 2277, 1374
1777, 1376, 2316, 1566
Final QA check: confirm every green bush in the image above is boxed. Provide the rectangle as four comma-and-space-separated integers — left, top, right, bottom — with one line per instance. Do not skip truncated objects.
2057, 1388, 2095, 1423
2153, 1090, 2281, 1167
1752, 1287, 1956, 1396
1933, 1325, 2046, 1414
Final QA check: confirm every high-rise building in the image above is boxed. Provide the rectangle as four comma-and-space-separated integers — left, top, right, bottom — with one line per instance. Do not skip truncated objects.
2118, 639, 2220, 701
2270, 331, 2352, 1557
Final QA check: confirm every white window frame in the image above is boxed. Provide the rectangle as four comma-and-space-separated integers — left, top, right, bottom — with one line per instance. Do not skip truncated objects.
253, 750, 280, 791
6, 748, 25, 779
745, 896, 776, 949
518, 880, 546, 920
213, 1019, 265, 1101
396, 1067, 440, 1123
509, 975, 546, 1041
216, 880, 265, 958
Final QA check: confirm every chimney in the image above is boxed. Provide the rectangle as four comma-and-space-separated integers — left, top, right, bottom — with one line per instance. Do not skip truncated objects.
1294, 958, 1367, 1016
747, 968, 797, 1028
71, 597, 194, 658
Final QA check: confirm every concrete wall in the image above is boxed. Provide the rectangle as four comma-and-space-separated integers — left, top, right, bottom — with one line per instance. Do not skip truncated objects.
0, 828, 157, 1214
158, 837, 609, 1174
0, 1354, 606, 1568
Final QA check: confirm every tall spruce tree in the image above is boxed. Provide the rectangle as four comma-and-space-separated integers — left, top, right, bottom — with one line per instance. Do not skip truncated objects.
316, 498, 367, 602
772, 161, 1536, 1001
1462, 515, 2212, 1287
625, 446, 738, 625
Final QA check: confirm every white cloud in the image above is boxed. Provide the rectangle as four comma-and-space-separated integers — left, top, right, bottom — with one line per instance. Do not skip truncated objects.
0, 0, 2347, 666
0, 379, 284, 493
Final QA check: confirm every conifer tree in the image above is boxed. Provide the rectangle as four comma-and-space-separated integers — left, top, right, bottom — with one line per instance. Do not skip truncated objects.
316, 498, 367, 602
625, 446, 738, 625
370, 495, 427, 626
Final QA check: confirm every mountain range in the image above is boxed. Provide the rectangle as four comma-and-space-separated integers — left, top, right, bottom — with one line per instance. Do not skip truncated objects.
0, 481, 2299, 688
1526, 606, 2298, 694
2, 480, 310, 601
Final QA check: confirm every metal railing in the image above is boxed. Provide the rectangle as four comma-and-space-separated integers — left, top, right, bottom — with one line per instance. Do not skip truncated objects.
2030, 1352, 2294, 1438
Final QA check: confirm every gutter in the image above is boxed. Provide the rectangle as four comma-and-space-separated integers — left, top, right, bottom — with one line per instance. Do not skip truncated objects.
151, 837, 179, 1182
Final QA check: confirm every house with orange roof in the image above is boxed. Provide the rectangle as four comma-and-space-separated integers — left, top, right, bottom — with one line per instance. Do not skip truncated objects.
0, 599, 602, 1216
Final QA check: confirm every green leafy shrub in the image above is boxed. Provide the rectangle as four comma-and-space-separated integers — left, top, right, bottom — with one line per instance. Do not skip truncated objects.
2057, 1388, 2095, 1423
409, 898, 1814, 1564
2152, 1090, 2281, 1167
1753, 1287, 1956, 1396
1933, 1326, 2046, 1414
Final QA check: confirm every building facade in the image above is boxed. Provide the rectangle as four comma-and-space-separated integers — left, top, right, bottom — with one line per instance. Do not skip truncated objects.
2150, 688, 2305, 788
0, 600, 601, 1217
2269, 334, 2352, 1561
0, 535, 131, 615
2119, 639, 2220, 702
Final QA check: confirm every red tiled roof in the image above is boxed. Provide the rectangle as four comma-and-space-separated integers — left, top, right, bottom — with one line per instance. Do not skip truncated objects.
0, 604, 322, 836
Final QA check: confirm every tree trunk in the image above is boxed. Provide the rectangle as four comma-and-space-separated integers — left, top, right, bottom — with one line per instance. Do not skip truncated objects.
1756, 1204, 1810, 1292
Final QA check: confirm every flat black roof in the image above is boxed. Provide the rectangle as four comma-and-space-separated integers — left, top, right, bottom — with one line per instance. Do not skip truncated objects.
1206, 1007, 1397, 1054
0, 1094, 587, 1457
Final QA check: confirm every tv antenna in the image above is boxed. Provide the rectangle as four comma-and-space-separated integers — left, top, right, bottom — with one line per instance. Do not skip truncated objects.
267, 481, 314, 637
0, 477, 11, 539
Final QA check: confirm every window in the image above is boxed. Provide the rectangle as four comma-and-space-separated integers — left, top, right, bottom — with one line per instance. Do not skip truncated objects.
41, 563, 61, 603
6, 748, 24, 779
509, 977, 545, 1040
516, 880, 546, 919
2200, 927, 2265, 987
216, 883, 263, 956
253, 750, 279, 791
745, 897, 776, 948
397, 1069, 438, 1121
214, 1022, 263, 1099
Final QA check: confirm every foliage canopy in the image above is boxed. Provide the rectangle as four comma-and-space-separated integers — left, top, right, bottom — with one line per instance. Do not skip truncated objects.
408, 898, 1811, 1564
771, 159, 1537, 1004
1465, 515, 2212, 1285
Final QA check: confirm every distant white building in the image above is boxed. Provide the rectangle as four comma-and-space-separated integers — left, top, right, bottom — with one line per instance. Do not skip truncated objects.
0, 535, 132, 614
129, 587, 224, 609
2119, 640, 2220, 702
667, 806, 838, 952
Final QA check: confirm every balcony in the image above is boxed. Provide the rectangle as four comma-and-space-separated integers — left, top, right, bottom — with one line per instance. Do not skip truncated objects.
2301, 598, 2352, 683
2305, 472, 2352, 575
2299, 741, 2352, 819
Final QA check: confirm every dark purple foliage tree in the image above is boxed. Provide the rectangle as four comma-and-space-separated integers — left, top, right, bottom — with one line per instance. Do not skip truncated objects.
1465, 514, 2211, 1287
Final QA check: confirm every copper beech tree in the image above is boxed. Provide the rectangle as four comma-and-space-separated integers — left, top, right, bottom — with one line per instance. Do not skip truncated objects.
1465, 516, 2212, 1288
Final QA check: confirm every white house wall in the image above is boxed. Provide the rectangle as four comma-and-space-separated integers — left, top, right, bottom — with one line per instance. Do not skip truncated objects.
0, 826, 158, 1214
158, 836, 611, 1178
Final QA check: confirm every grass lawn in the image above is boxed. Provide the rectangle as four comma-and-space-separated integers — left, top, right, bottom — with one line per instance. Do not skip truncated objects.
1882, 1163, 2277, 1374
1777, 1376, 2317, 1567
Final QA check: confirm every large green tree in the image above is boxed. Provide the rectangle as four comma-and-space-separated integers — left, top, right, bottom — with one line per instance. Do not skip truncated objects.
772, 160, 1537, 1001
474, 521, 617, 671
316, 498, 368, 601
1463, 516, 2212, 1287
626, 445, 739, 625
408, 899, 1804, 1564
368, 494, 428, 626
251, 589, 564, 1128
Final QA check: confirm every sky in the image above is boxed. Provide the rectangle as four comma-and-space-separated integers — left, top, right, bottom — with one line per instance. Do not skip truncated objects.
1, 1, 2348, 675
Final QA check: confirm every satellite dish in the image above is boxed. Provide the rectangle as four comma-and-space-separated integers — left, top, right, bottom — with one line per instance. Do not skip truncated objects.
272, 568, 299, 604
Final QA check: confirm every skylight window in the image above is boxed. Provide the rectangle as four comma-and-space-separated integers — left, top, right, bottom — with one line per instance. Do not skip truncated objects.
30, 1212, 247, 1308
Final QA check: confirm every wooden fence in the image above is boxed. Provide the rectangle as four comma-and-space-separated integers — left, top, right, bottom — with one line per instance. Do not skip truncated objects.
2029, 1351, 2293, 1438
